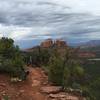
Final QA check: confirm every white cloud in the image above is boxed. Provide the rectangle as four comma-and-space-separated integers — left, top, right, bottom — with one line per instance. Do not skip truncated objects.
85, 32, 100, 40
54, 0, 100, 15
9, 28, 31, 40
0, 33, 3, 37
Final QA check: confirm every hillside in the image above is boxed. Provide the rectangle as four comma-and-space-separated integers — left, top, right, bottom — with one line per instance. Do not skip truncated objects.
0, 38, 96, 100
79, 40, 100, 48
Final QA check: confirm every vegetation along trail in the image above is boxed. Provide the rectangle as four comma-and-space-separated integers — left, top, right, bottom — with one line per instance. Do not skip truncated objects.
0, 66, 48, 100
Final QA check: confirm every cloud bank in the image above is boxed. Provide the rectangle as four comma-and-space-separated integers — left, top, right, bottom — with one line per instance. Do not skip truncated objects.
0, 0, 100, 48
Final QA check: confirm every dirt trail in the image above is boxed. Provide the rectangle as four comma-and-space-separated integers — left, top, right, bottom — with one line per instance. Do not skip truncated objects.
0, 67, 83, 100
0, 67, 48, 100
27, 67, 48, 100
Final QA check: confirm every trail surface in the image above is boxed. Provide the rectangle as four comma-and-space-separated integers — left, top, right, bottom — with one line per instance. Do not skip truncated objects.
0, 67, 84, 100
0, 67, 48, 100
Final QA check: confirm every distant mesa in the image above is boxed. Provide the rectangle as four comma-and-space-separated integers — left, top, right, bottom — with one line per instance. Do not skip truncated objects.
22, 38, 97, 59
40, 38, 67, 48
79, 40, 100, 48
22, 39, 67, 52
78, 51, 96, 58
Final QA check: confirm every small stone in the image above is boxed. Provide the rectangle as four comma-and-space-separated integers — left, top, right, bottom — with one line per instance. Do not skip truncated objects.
19, 90, 25, 93
42, 81, 48, 85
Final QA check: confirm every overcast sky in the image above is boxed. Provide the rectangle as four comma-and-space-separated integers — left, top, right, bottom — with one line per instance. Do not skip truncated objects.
0, 0, 100, 48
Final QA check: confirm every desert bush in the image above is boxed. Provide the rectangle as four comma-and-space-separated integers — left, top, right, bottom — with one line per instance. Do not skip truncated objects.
48, 53, 64, 85
0, 37, 25, 79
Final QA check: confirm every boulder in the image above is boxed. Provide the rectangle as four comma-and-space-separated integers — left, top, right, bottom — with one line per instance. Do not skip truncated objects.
41, 86, 62, 94
49, 93, 67, 98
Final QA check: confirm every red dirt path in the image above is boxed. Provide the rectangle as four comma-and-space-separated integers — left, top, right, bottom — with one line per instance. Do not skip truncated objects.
0, 67, 83, 100
0, 67, 48, 100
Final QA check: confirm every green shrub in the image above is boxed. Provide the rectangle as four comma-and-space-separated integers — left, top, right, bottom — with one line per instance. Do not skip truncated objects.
0, 37, 25, 79
48, 55, 64, 85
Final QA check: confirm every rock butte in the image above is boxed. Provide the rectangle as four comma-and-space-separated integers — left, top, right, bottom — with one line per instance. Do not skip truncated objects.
40, 39, 67, 48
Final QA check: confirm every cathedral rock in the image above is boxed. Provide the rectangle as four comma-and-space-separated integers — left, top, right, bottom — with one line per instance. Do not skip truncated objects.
40, 39, 67, 48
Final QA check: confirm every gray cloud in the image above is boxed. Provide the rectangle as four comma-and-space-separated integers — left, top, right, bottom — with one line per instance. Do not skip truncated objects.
0, 0, 100, 48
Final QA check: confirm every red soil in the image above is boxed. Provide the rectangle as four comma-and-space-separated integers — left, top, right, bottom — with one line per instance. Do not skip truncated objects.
0, 67, 83, 100
0, 67, 48, 100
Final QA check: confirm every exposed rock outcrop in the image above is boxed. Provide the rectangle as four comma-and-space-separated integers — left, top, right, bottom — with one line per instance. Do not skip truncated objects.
41, 86, 62, 94
40, 39, 67, 48
40, 39, 53, 48
48, 93, 83, 100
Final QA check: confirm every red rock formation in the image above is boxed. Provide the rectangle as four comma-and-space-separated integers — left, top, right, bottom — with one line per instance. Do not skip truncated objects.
55, 39, 67, 47
40, 39, 53, 48
40, 39, 67, 48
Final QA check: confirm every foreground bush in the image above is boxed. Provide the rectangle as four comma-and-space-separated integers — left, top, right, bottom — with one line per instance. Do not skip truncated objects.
0, 37, 26, 79
48, 49, 85, 88
48, 53, 64, 85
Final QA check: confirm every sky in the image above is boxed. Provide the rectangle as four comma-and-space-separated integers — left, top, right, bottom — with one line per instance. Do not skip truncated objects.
0, 0, 100, 48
